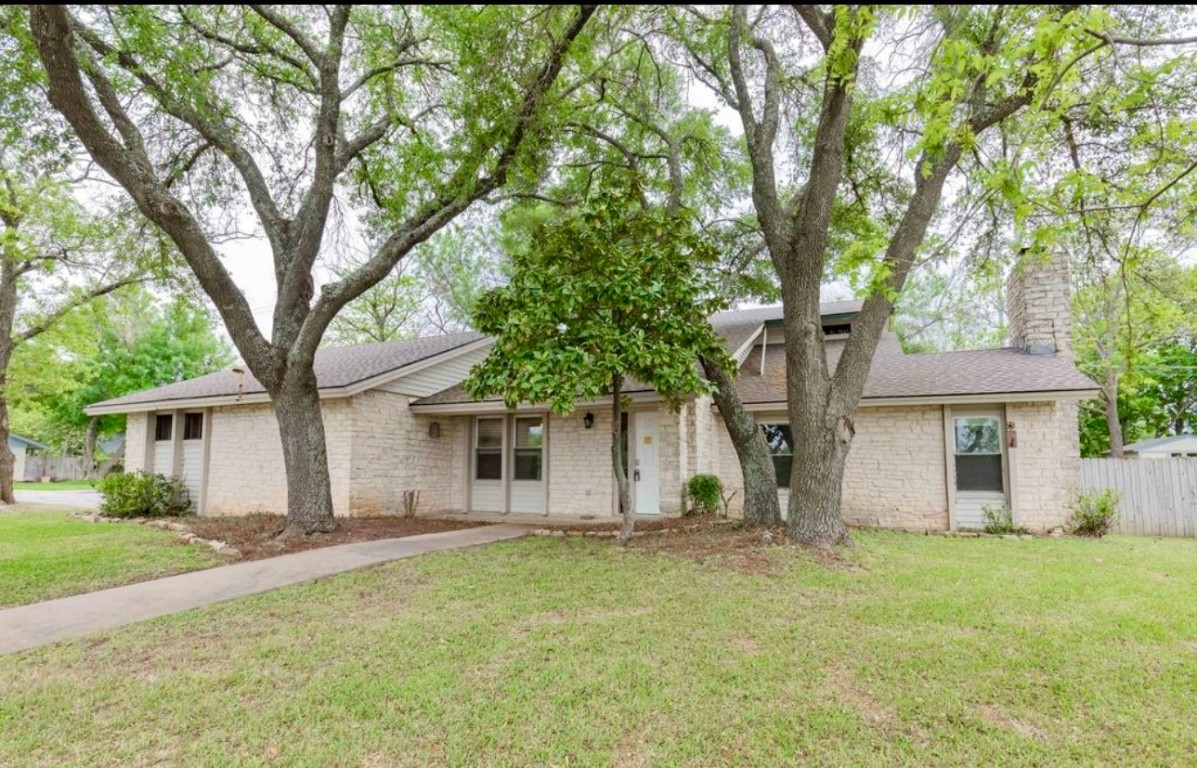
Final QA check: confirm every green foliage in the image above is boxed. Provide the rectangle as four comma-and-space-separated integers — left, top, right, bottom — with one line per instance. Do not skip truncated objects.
686, 474, 723, 517
981, 505, 1028, 536
1069, 489, 1120, 538
9, 287, 232, 452
99, 471, 191, 518
465, 188, 733, 413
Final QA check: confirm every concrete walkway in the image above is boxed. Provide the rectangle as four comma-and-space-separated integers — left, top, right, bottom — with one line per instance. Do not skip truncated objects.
0, 524, 531, 655
14, 489, 102, 509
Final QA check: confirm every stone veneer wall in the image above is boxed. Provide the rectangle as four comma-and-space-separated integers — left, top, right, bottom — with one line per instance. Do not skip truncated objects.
1007, 400, 1080, 531
710, 406, 949, 529
124, 412, 150, 472
204, 400, 353, 517
1006, 251, 1072, 358
547, 409, 615, 517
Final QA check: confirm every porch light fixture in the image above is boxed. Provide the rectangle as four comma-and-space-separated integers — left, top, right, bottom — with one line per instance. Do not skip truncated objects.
1006, 421, 1018, 449
230, 366, 245, 401
428, 421, 442, 439
583, 412, 594, 429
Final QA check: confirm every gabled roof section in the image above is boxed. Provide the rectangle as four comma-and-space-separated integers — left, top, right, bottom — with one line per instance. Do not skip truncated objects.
735, 332, 1098, 404
86, 331, 485, 414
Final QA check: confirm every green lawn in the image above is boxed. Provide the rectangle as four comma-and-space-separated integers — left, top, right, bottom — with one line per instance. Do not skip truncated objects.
0, 507, 217, 607
2, 530, 1196, 766
14, 480, 97, 491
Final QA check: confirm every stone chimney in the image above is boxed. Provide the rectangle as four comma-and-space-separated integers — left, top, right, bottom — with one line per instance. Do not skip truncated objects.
1006, 249, 1071, 358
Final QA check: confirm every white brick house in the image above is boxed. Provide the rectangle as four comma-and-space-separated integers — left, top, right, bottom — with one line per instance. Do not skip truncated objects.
87, 257, 1097, 532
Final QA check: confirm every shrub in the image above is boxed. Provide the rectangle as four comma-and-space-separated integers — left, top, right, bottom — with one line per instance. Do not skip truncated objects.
686, 474, 723, 516
99, 471, 191, 518
1069, 489, 1119, 537
982, 505, 1028, 535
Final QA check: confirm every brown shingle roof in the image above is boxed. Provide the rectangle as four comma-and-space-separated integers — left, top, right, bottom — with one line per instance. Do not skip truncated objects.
90, 331, 484, 410
736, 332, 1096, 404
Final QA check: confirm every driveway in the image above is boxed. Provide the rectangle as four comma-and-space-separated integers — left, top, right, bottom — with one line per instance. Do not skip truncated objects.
14, 490, 103, 509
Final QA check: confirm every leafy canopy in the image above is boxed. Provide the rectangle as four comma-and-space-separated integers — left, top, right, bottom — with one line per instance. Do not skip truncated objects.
465, 189, 732, 412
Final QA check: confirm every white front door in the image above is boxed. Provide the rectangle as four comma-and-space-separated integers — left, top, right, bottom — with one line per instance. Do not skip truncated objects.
951, 409, 1008, 530
633, 412, 660, 515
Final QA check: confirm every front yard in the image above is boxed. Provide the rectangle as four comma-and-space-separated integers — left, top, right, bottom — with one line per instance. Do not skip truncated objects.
0, 507, 216, 607
2, 527, 1195, 766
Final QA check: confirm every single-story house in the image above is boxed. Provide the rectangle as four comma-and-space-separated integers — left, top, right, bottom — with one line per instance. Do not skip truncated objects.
86, 254, 1098, 531
1123, 434, 1197, 459
8, 434, 48, 482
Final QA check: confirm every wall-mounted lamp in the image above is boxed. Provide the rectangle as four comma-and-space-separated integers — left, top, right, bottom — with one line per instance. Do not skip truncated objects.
1006, 421, 1018, 449
428, 421, 441, 439
583, 412, 595, 429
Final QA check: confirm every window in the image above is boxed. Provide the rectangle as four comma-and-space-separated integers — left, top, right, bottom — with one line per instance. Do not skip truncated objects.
761, 423, 794, 488
513, 416, 544, 481
954, 416, 1003, 492
475, 417, 502, 480
154, 414, 173, 442
183, 413, 204, 441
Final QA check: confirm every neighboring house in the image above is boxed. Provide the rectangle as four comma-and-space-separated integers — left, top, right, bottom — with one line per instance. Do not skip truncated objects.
9, 434, 48, 482
86, 254, 1098, 532
1123, 434, 1197, 459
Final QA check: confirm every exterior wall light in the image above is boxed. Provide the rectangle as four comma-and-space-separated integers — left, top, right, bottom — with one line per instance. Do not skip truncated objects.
428, 421, 441, 439
1006, 421, 1018, 449
583, 412, 594, 429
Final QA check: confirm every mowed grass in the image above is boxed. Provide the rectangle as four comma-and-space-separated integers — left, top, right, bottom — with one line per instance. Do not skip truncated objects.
13, 479, 97, 491
2, 530, 1197, 766
0, 507, 217, 607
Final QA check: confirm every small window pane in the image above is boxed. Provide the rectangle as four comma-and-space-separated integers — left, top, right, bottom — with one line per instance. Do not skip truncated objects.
956, 455, 1003, 492
476, 418, 502, 449
761, 423, 793, 455
514, 452, 542, 481
514, 418, 543, 449
183, 413, 204, 441
955, 418, 1000, 455
155, 414, 173, 442
476, 451, 501, 480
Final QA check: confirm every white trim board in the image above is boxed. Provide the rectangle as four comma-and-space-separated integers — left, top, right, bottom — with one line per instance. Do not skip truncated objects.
737, 389, 1099, 411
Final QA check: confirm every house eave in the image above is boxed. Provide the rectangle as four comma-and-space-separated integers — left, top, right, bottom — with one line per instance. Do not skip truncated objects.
83, 336, 495, 417
409, 390, 662, 415
737, 388, 1101, 411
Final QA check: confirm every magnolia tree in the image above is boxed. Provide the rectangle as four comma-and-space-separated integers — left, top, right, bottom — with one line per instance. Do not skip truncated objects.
464, 190, 731, 545
668, 5, 1197, 548
29, 4, 596, 536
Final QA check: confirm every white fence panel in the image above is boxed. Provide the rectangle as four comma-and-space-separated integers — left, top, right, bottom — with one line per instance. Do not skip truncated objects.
1081, 458, 1197, 537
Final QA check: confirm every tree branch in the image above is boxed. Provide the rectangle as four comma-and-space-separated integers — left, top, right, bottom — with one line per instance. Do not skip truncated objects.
792, 5, 832, 51
14, 275, 148, 344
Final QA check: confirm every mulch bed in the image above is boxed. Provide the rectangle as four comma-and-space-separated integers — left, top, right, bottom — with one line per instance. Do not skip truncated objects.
538, 516, 798, 576
184, 515, 483, 561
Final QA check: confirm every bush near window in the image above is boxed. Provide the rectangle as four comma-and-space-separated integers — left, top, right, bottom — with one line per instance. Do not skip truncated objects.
686, 474, 723, 516
99, 471, 191, 518
982, 505, 1028, 535
1069, 489, 1119, 538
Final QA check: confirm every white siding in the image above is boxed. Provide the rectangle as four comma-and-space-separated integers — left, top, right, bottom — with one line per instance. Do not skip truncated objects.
509, 481, 544, 513
378, 345, 492, 397
152, 441, 173, 475
472, 480, 503, 512
954, 491, 1005, 530
181, 441, 204, 512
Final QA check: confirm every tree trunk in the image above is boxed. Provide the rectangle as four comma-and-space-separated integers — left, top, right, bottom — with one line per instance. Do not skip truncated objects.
0, 395, 14, 505
274, 367, 338, 537
700, 355, 780, 527
83, 416, 100, 478
611, 373, 634, 546
1103, 371, 1124, 458
787, 410, 853, 548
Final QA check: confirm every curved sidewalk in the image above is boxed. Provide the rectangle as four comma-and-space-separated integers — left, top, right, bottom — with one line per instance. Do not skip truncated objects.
0, 524, 531, 655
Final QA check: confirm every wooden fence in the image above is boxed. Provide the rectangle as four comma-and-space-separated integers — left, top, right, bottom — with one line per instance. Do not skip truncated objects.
22, 455, 89, 482
1080, 458, 1197, 537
